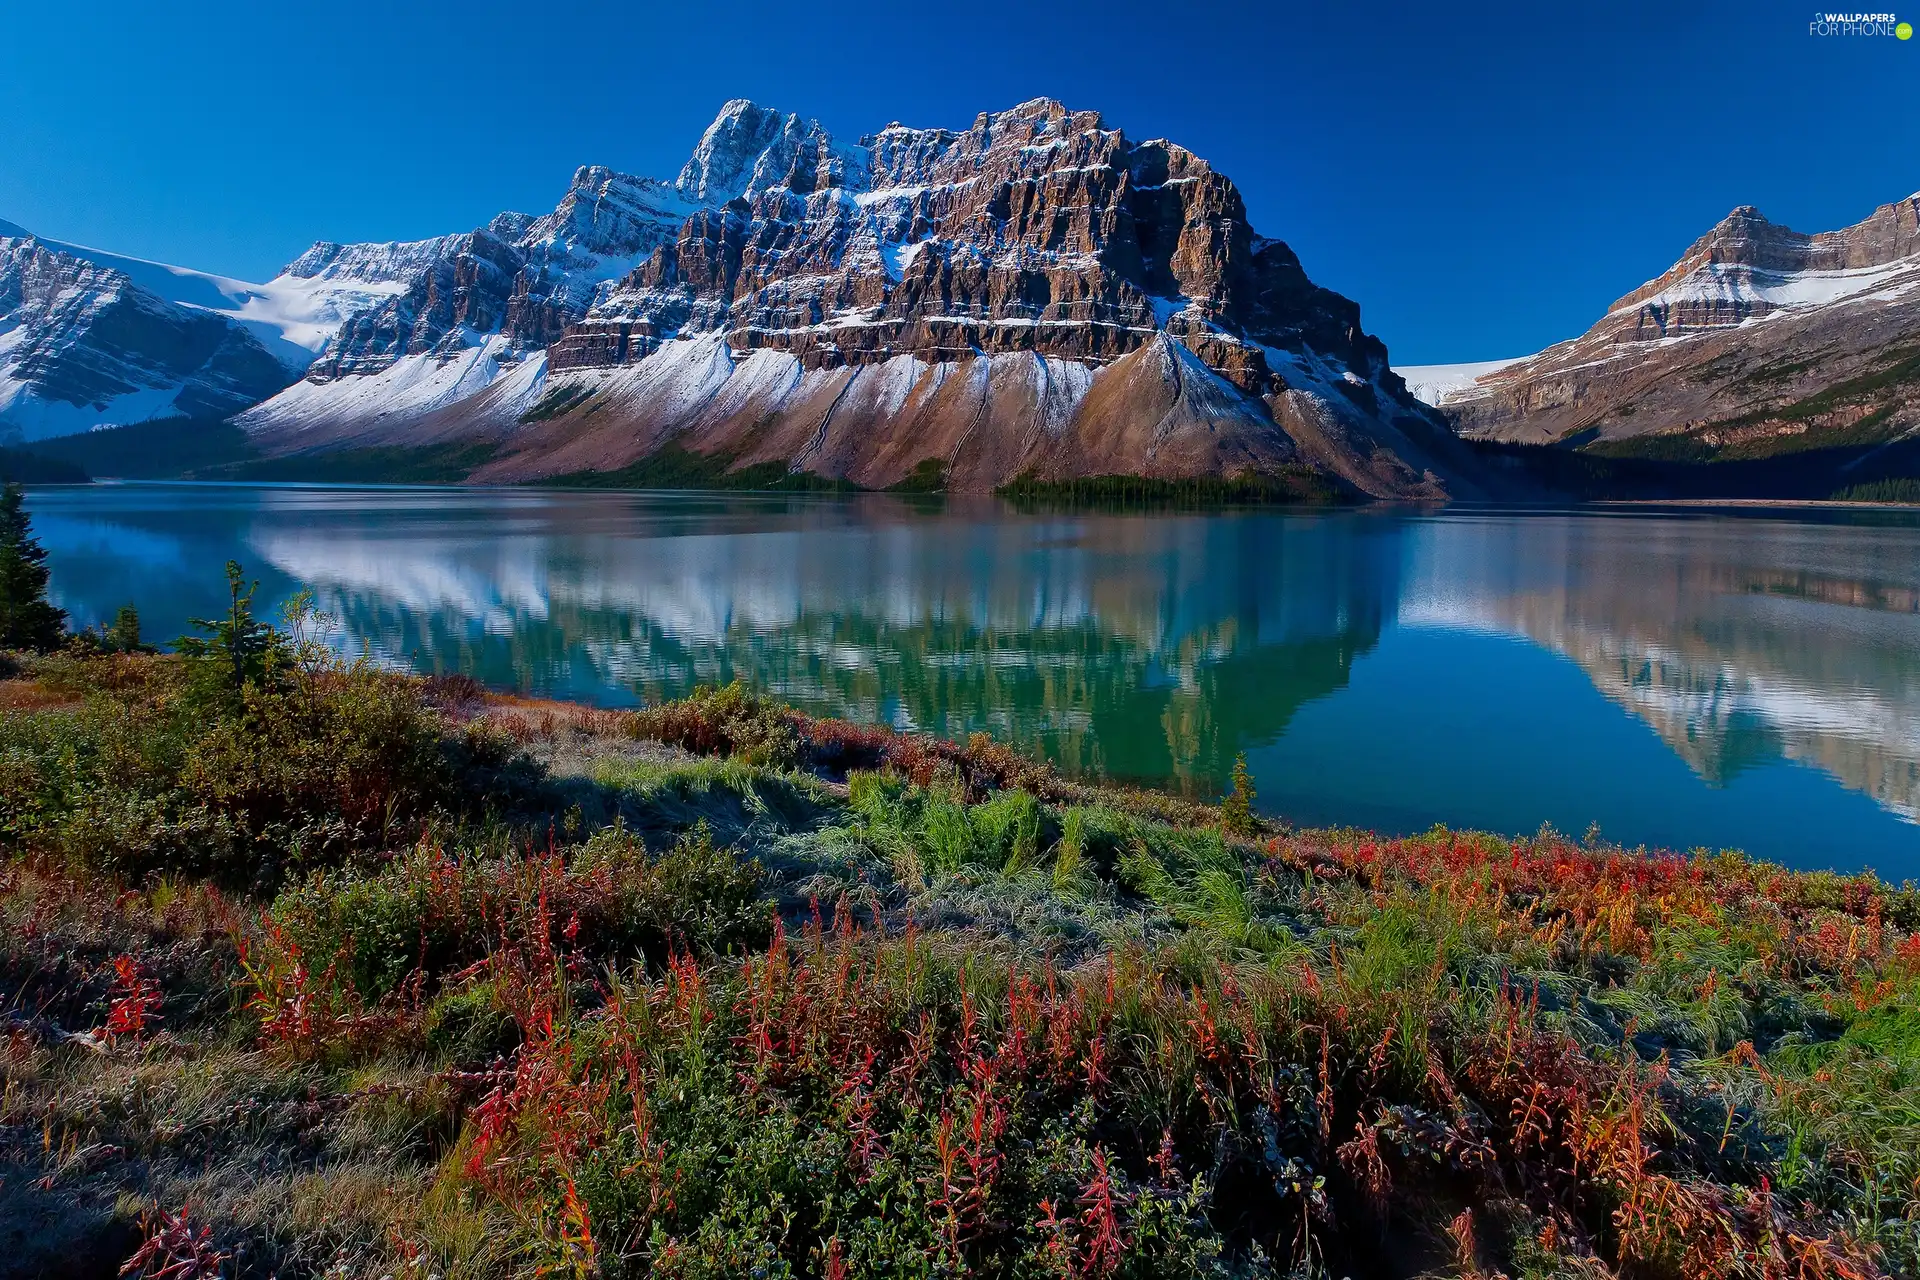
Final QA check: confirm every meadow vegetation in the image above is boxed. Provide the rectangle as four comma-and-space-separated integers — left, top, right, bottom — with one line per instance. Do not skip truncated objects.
2, 559, 1919, 1278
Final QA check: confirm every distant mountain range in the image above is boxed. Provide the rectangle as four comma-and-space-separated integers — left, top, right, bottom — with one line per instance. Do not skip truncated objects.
10, 105, 1918, 502
1396, 193, 1920, 486
1, 99, 1490, 499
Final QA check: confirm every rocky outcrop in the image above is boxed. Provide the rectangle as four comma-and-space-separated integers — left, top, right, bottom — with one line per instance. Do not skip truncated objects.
285, 166, 696, 381
1414, 194, 1920, 454
0, 226, 296, 441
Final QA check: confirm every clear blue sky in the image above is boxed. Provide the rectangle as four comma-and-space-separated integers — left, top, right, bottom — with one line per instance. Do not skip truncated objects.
1, 0, 1914, 363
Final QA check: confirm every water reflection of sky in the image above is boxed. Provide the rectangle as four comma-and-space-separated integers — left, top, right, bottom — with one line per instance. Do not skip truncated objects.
27, 484, 1920, 878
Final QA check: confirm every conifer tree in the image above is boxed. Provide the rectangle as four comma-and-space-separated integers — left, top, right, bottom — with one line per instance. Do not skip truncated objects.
1221, 752, 1258, 838
0, 483, 67, 651
178, 560, 280, 709
103, 604, 152, 653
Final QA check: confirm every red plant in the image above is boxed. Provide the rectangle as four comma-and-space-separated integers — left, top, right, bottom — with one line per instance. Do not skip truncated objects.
104, 955, 162, 1044
1077, 1146, 1128, 1278
120, 1206, 227, 1279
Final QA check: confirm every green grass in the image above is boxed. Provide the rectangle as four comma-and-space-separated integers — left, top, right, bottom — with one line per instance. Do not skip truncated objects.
5, 613, 1920, 1277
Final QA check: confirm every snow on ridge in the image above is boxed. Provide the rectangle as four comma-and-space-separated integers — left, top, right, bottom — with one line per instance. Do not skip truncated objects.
1392, 357, 1530, 407
1612, 253, 1920, 319
239, 332, 529, 434
0, 374, 192, 443
17, 229, 406, 372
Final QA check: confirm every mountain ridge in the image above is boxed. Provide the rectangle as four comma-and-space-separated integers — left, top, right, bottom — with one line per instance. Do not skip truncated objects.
1397, 191, 1920, 469
4, 98, 1490, 499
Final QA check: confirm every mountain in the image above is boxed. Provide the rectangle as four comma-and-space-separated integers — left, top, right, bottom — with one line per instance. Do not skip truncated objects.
0, 222, 300, 441
224, 98, 1488, 499
0, 166, 699, 448
1401, 194, 1920, 466
4, 99, 1487, 498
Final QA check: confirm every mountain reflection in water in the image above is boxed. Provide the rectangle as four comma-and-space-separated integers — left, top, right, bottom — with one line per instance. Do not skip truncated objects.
29, 485, 1920, 875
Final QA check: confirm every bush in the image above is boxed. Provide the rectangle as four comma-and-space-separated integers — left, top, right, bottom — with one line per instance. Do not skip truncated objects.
630, 681, 802, 767
0, 624, 543, 886
262, 821, 769, 1009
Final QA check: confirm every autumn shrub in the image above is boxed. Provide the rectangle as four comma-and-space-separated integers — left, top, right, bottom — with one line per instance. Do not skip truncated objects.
0, 647, 541, 887
449, 907, 1892, 1280
6, 653, 1919, 1278
261, 822, 768, 1012
629, 680, 801, 766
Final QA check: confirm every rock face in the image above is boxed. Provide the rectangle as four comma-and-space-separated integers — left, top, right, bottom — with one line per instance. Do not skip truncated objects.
1410, 194, 1920, 455
0, 224, 298, 442
287, 166, 697, 382
242, 98, 1484, 498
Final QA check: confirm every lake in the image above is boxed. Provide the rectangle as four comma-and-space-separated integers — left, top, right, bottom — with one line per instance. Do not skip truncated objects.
25, 482, 1920, 880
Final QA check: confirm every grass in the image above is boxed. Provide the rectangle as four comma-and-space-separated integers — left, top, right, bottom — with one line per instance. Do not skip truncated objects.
5, 621, 1920, 1277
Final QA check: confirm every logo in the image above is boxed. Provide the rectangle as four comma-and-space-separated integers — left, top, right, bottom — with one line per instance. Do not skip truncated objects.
1809, 10, 1909, 34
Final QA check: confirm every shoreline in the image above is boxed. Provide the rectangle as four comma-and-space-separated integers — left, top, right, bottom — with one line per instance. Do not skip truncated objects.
1595, 496, 1920, 511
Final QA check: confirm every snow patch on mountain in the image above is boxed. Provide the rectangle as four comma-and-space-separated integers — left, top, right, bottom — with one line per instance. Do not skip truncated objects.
238, 333, 529, 436
0, 376, 190, 442
18, 231, 404, 372
1613, 255, 1920, 319
1393, 357, 1530, 407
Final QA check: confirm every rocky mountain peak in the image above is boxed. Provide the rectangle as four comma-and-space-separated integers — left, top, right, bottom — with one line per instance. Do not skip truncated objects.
675, 99, 840, 203
1420, 185, 1920, 460
517, 164, 687, 260
167, 95, 1487, 501
0, 231, 294, 440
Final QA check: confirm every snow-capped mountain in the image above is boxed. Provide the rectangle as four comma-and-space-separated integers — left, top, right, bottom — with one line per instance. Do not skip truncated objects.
1397, 194, 1920, 456
0, 223, 287, 441
8, 98, 1492, 497
242, 98, 1486, 497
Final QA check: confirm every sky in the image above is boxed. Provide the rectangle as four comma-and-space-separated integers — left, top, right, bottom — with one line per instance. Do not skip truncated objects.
1, 0, 1915, 364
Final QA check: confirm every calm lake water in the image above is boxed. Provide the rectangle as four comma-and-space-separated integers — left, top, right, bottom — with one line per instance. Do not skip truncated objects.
25, 482, 1920, 880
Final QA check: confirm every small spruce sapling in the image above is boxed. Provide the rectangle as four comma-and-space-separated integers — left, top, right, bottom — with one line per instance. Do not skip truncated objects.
177, 560, 282, 710
1221, 752, 1258, 838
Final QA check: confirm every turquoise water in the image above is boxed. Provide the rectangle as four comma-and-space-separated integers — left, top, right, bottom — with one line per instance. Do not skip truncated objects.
25, 482, 1920, 879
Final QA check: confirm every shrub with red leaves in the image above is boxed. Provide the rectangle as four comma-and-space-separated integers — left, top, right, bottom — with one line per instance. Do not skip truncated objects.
120, 1206, 227, 1280
103, 954, 162, 1044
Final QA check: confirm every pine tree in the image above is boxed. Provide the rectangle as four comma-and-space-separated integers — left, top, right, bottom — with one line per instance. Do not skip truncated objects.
1220, 752, 1258, 838
178, 560, 279, 708
103, 604, 151, 653
0, 483, 67, 652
